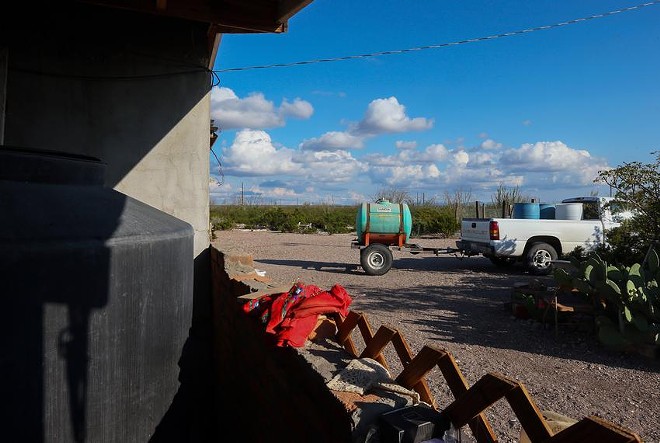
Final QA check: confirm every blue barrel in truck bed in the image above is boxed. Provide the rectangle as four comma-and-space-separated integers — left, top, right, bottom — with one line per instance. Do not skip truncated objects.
355, 199, 412, 246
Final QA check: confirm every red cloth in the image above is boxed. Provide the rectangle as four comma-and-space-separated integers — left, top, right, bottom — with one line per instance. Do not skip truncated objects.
243, 282, 352, 347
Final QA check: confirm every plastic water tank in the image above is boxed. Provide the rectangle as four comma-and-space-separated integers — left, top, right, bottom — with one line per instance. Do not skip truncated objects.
555, 203, 583, 220
512, 203, 540, 219
355, 199, 412, 245
539, 204, 556, 219
0, 146, 194, 442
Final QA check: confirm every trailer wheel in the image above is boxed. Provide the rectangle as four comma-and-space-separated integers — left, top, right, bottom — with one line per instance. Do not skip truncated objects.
525, 242, 557, 275
489, 256, 516, 268
360, 244, 393, 276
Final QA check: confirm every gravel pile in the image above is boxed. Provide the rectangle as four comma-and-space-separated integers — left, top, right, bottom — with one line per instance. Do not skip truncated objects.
212, 230, 659, 443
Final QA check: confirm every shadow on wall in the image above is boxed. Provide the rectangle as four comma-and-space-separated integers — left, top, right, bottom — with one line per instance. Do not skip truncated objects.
3, 3, 212, 189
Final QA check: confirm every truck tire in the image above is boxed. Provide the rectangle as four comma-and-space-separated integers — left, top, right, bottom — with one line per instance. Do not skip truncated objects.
360, 244, 393, 276
525, 242, 557, 275
489, 256, 516, 268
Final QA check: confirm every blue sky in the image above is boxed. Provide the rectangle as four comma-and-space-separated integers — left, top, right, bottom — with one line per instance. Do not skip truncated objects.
209, 0, 660, 206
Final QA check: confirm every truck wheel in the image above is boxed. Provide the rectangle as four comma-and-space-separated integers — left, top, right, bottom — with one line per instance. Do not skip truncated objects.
525, 242, 557, 275
489, 256, 516, 268
360, 244, 393, 276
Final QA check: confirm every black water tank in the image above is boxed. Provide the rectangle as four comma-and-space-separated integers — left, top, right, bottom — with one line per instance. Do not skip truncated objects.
0, 147, 194, 442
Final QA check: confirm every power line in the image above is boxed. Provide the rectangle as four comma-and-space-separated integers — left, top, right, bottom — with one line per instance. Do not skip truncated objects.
214, 1, 660, 74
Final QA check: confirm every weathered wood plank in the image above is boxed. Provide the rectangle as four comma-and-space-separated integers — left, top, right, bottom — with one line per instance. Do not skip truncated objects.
359, 325, 397, 367
547, 416, 642, 443
395, 345, 444, 388
505, 384, 553, 443
437, 350, 497, 443
356, 314, 389, 368
442, 372, 517, 428
390, 331, 414, 366
390, 332, 437, 408
333, 310, 360, 357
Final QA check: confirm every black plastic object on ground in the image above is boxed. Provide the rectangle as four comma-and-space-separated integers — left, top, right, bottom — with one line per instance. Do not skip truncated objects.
378, 405, 451, 443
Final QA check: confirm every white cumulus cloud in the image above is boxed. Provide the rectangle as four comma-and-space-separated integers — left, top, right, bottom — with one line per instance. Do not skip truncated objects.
299, 131, 366, 151
501, 141, 596, 172
395, 140, 418, 150
351, 97, 434, 136
480, 139, 502, 150
452, 150, 470, 167
442, 140, 611, 192
292, 150, 368, 183
420, 144, 450, 162
369, 163, 442, 188
361, 142, 448, 167
467, 151, 499, 167
210, 86, 313, 130
221, 129, 300, 176
280, 98, 314, 119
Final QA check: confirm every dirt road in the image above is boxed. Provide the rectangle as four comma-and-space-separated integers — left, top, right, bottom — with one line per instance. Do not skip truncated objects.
212, 230, 659, 443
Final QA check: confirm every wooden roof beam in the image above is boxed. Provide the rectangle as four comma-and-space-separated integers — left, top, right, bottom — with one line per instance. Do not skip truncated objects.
76, 0, 313, 34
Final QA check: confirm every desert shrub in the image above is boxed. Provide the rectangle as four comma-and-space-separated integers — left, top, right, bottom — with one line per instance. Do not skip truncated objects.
410, 205, 460, 238
258, 207, 296, 232
210, 204, 357, 234
210, 215, 235, 232
307, 205, 356, 234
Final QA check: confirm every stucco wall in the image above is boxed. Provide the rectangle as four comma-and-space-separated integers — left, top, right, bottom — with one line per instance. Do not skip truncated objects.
3, 4, 211, 257
114, 99, 211, 257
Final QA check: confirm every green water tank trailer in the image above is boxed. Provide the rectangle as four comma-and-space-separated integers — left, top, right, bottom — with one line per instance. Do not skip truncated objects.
355, 199, 413, 246
353, 200, 456, 275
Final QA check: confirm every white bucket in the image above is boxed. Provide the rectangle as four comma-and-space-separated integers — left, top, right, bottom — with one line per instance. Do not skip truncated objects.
555, 203, 583, 220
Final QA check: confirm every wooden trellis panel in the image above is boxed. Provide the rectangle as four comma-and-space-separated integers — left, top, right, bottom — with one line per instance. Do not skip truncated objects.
328, 310, 641, 443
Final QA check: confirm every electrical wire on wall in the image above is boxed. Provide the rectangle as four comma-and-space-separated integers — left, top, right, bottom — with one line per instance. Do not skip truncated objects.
210, 70, 221, 87
210, 119, 224, 186
210, 148, 224, 186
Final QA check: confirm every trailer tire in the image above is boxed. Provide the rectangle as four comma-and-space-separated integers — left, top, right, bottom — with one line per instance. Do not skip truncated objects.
360, 244, 393, 276
525, 242, 557, 275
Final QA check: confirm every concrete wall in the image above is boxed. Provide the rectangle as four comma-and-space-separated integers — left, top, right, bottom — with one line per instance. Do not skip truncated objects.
114, 102, 211, 257
3, 4, 211, 257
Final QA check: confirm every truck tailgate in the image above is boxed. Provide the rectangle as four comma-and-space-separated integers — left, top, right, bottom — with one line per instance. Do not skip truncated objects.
460, 218, 491, 242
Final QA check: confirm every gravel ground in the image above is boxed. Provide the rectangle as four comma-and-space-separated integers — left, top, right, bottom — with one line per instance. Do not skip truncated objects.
212, 230, 660, 443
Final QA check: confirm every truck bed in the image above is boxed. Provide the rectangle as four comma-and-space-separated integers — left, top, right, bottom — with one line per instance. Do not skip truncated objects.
460, 217, 609, 257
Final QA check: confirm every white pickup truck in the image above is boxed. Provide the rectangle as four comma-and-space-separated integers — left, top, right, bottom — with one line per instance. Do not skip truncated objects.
456, 196, 628, 275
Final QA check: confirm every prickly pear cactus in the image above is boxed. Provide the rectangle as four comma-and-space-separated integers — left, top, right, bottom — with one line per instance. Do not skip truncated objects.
553, 243, 660, 349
